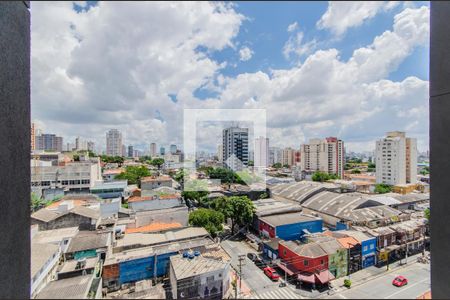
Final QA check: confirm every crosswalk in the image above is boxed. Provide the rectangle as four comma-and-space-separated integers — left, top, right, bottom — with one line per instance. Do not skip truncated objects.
245, 288, 302, 299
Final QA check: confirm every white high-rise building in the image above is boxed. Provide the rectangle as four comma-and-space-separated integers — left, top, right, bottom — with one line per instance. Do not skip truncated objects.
375, 131, 417, 185
269, 147, 282, 165
300, 137, 344, 178
254, 137, 269, 168
106, 129, 122, 156
222, 127, 249, 171
217, 144, 223, 163
75, 136, 88, 151
150, 143, 157, 157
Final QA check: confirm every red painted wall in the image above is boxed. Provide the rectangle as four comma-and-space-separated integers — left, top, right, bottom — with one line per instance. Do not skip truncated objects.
259, 220, 276, 238
278, 243, 328, 273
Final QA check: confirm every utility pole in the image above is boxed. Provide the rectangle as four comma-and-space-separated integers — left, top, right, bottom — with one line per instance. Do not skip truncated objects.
238, 254, 245, 294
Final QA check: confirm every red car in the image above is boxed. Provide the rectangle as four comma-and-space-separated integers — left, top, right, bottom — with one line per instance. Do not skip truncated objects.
392, 275, 408, 287
263, 267, 280, 281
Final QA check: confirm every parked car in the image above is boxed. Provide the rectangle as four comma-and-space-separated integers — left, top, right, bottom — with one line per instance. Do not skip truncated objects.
263, 267, 280, 281
247, 252, 258, 261
392, 275, 408, 287
254, 259, 267, 269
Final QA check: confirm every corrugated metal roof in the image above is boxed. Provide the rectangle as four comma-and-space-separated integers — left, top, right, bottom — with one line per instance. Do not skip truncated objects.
170, 255, 228, 280
35, 274, 93, 299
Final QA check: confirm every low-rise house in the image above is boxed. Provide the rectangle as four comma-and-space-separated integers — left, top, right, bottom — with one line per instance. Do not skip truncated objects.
278, 241, 334, 287
258, 212, 322, 241
31, 242, 61, 298
90, 180, 129, 199
134, 206, 188, 228
141, 175, 173, 191
35, 274, 101, 299
252, 198, 302, 231
327, 233, 362, 274
306, 234, 347, 279
65, 231, 111, 260
169, 253, 231, 300
57, 257, 99, 280
102, 168, 124, 182
336, 230, 377, 268
262, 238, 281, 260
31, 204, 100, 231
352, 225, 397, 265
128, 194, 183, 212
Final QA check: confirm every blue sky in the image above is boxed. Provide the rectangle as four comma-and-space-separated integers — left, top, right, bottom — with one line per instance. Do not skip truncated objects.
32, 2, 430, 154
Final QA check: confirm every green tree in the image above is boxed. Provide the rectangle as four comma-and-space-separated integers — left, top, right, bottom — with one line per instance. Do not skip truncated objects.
424, 208, 430, 220
208, 167, 237, 184
189, 208, 224, 237
217, 196, 255, 234
248, 160, 254, 167
312, 171, 330, 182
374, 183, 392, 194
73, 154, 80, 161
351, 169, 361, 174
151, 158, 165, 169
259, 192, 268, 199
368, 162, 376, 169
272, 163, 282, 169
174, 168, 187, 185
115, 166, 151, 186
31, 192, 44, 212
283, 164, 289, 168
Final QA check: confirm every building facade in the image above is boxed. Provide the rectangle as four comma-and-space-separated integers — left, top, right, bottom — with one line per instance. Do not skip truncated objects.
106, 129, 122, 157
222, 127, 249, 171
375, 131, 417, 185
31, 122, 36, 151
36, 134, 63, 152
150, 143, 157, 157
300, 137, 344, 178
254, 137, 269, 168
269, 147, 282, 165
128, 145, 134, 157
170, 144, 177, 154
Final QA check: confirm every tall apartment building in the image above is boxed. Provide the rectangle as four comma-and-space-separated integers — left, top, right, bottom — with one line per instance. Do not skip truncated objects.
269, 147, 282, 165
300, 137, 344, 178
222, 127, 249, 171
170, 144, 177, 154
254, 137, 269, 168
75, 136, 88, 151
31, 122, 36, 151
36, 134, 63, 152
282, 147, 295, 167
375, 131, 417, 185
150, 143, 157, 157
128, 145, 134, 157
160, 146, 165, 156
106, 129, 123, 156
87, 141, 95, 152
217, 144, 223, 163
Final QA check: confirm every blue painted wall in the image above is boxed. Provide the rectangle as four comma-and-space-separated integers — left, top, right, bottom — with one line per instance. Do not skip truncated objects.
335, 222, 348, 231
262, 243, 278, 259
361, 238, 377, 268
275, 219, 323, 241
118, 252, 178, 284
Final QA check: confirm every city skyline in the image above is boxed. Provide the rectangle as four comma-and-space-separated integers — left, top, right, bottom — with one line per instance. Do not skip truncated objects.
31, 2, 430, 154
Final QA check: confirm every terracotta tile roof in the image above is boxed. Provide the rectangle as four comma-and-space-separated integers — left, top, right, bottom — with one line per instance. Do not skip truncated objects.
125, 222, 182, 234
128, 196, 153, 203
159, 194, 180, 199
336, 236, 360, 249
103, 168, 124, 175
141, 175, 172, 182
47, 199, 87, 209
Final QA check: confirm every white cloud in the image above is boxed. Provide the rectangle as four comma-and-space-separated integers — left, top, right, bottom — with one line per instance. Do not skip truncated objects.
317, 1, 400, 37
239, 46, 254, 61
287, 21, 298, 32
283, 31, 317, 60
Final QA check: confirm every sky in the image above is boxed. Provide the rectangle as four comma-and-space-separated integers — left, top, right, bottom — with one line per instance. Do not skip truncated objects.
31, 1, 430, 154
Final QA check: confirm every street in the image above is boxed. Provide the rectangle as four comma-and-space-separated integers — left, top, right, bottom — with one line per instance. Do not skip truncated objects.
325, 262, 430, 299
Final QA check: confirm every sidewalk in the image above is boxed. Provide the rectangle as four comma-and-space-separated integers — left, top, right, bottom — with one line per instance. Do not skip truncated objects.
326, 252, 429, 296
229, 269, 252, 298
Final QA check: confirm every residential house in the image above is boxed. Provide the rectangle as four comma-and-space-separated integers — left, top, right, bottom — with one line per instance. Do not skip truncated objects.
141, 175, 173, 191
306, 234, 347, 279
64, 231, 111, 261
329, 233, 362, 275
34, 274, 101, 299
169, 253, 231, 300
336, 230, 377, 269
128, 194, 183, 212
31, 205, 100, 231
262, 238, 282, 260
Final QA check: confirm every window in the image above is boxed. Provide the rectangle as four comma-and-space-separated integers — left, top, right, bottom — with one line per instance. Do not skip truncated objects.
320, 259, 324, 265
370, 244, 374, 250
304, 260, 309, 266
283, 249, 286, 256
363, 246, 368, 252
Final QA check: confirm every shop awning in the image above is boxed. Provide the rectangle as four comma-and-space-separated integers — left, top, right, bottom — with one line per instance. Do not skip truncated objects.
315, 270, 335, 284
276, 262, 295, 276
298, 273, 315, 284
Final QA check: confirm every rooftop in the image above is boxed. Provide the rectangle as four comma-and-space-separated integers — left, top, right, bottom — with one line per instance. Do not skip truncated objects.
31, 226, 79, 245
66, 231, 110, 253
141, 175, 172, 182
270, 181, 329, 203
91, 180, 128, 190
32, 205, 100, 223
128, 194, 180, 203
58, 257, 98, 274
35, 274, 93, 299
31, 242, 60, 278
125, 222, 183, 234
280, 240, 327, 258
259, 212, 320, 227
170, 254, 228, 280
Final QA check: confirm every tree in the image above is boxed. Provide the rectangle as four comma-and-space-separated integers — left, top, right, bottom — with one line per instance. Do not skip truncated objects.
351, 169, 361, 174
216, 196, 255, 234
368, 162, 376, 169
174, 168, 187, 185
283, 164, 289, 168
248, 160, 254, 167
139, 156, 152, 163
259, 192, 268, 199
189, 208, 224, 237
424, 208, 430, 220
208, 167, 237, 184
374, 183, 392, 194
31, 192, 44, 212
151, 158, 165, 169
312, 171, 330, 182
272, 163, 282, 169
73, 154, 80, 162
115, 166, 151, 186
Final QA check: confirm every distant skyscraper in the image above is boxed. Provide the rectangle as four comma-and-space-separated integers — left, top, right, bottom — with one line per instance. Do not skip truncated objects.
222, 126, 249, 171
31, 123, 36, 151
269, 147, 282, 165
150, 142, 157, 157
87, 141, 95, 152
122, 144, 126, 157
75, 136, 88, 151
375, 131, 417, 185
301, 137, 344, 178
36, 133, 63, 152
281, 147, 295, 167
106, 129, 122, 156
160, 146, 165, 156
254, 137, 269, 168
128, 145, 134, 157
217, 144, 223, 163
170, 144, 177, 154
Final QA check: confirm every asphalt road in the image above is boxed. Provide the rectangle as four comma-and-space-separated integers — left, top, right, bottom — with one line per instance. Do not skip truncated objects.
221, 239, 280, 295
327, 262, 430, 299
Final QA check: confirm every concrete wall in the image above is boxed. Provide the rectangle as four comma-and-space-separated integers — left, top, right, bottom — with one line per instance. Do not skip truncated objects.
32, 213, 95, 231
130, 197, 181, 212
430, 2, 450, 298
135, 206, 188, 228
0, 2, 30, 298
